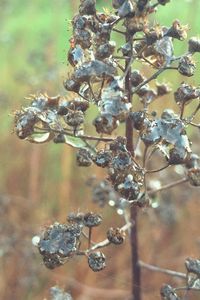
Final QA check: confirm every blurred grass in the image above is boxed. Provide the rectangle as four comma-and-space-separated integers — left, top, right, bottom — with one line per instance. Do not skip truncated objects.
0, 1, 200, 300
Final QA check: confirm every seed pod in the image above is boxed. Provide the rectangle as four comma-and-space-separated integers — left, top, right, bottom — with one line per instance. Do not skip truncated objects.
188, 37, 200, 53
83, 212, 102, 227
88, 252, 106, 272
94, 150, 112, 168
94, 23, 112, 46
76, 148, 93, 167
187, 168, 200, 186
43, 254, 65, 269
93, 114, 119, 134
107, 227, 125, 245
185, 258, 200, 276
117, 174, 140, 200
64, 111, 84, 127
178, 55, 195, 77
79, 0, 96, 16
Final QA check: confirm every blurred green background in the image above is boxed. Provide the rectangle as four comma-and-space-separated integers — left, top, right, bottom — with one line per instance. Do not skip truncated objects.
1, 1, 200, 299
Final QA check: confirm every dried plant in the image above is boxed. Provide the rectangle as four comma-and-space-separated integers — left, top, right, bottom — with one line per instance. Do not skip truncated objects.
14, 0, 200, 299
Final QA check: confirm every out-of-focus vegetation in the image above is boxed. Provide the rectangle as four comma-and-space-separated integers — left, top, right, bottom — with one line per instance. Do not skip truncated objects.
0, 1, 200, 299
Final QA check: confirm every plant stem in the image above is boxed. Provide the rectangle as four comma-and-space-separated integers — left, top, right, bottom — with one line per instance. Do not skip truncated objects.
139, 261, 186, 279
125, 30, 141, 300
148, 177, 188, 195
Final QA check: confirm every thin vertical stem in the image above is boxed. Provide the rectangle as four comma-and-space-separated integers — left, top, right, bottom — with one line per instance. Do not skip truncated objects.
125, 31, 141, 300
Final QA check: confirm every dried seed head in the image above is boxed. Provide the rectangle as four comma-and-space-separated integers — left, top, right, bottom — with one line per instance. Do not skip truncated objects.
160, 284, 179, 300
188, 37, 200, 53
145, 26, 164, 45
137, 0, 149, 11
76, 148, 93, 167
109, 136, 127, 152
185, 258, 200, 276
156, 82, 171, 96
79, 0, 96, 16
83, 212, 102, 227
53, 134, 66, 144
14, 111, 37, 139
67, 98, 89, 112
118, 0, 136, 18
93, 114, 119, 134
37, 222, 82, 269
166, 20, 188, 40
107, 227, 125, 245
117, 175, 140, 200
50, 286, 73, 300
131, 70, 145, 87
174, 83, 200, 105
88, 252, 106, 272
67, 212, 84, 224
185, 153, 200, 169
130, 111, 146, 131
63, 78, 81, 92
168, 147, 187, 165
64, 111, 84, 127
94, 150, 113, 168
73, 29, 92, 49
112, 152, 132, 171
178, 55, 196, 77
95, 41, 116, 60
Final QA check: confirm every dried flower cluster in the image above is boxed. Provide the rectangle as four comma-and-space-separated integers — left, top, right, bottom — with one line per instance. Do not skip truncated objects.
14, 0, 200, 298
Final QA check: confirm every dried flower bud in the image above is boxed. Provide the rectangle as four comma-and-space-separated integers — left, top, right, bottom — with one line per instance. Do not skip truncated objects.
117, 174, 140, 200
145, 26, 164, 45
168, 147, 187, 165
185, 258, 200, 276
63, 78, 81, 92
156, 82, 171, 96
95, 41, 116, 60
118, 0, 135, 18
88, 252, 106, 272
188, 37, 200, 53
130, 111, 146, 131
166, 20, 188, 40
74, 29, 92, 49
67, 98, 89, 112
14, 111, 37, 139
83, 212, 102, 227
64, 111, 84, 127
53, 134, 66, 144
137, 0, 148, 11
160, 284, 179, 300
94, 23, 112, 45
185, 153, 200, 169
107, 227, 125, 245
174, 83, 200, 105
67, 212, 84, 224
178, 55, 195, 77
120, 42, 132, 56
130, 70, 145, 87
93, 114, 119, 134
112, 152, 132, 171
79, 0, 96, 16
68, 45, 84, 66
94, 150, 112, 168
109, 136, 127, 152
76, 148, 93, 167
187, 168, 200, 186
